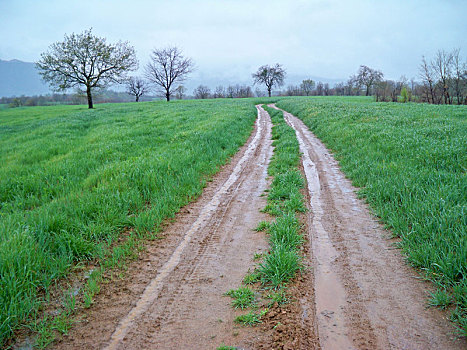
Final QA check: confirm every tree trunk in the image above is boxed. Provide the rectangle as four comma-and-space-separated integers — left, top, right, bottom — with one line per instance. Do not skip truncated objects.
166, 91, 170, 102
86, 86, 93, 109
136, 95, 139, 102
366, 85, 370, 96
268, 88, 271, 97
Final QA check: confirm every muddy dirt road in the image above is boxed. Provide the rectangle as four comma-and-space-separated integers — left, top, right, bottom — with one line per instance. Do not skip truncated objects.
52, 105, 466, 350
271, 105, 465, 350
55, 107, 274, 349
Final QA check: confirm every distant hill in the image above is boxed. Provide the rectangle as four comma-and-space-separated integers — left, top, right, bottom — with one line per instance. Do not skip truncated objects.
0, 59, 51, 97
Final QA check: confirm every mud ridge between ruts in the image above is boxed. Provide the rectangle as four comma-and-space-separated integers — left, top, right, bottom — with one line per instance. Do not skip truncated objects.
54, 106, 275, 349
271, 104, 466, 350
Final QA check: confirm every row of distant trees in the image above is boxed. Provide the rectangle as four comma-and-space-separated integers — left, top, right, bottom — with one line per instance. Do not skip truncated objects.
10, 27, 466, 107
282, 51, 467, 105
34, 28, 289, 107
0, 89, 155, 107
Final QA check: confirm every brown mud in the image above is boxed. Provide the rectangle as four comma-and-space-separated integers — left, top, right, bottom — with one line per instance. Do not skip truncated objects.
271, 104, 466, 350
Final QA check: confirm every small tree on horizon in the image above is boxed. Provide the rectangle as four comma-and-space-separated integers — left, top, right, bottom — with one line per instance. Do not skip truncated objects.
194, 85, 211, 99
174, 85, 186, 100
126, 77, 149, 102
354, 65, 384, 96
252, 64, 286, 97
36, 28, 138, 109
145, 47, 194, 101
300, 79, 315, 96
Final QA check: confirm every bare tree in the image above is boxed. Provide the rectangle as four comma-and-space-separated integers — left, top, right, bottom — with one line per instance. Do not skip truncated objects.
286, 85, 302, 96
419, 56, 437, 104
300, 79, 315, 96
316, 81, 324, 96
36, 28, 138, 109
354, 65, 384, 96
194, 85, 211, 99
252, 64, 286, 97
213, 86, 225, 98
334, 82, 345, 96
432, 50, 453, 104
126, 77, 149, 102
174, 85, 186, 100
145, 47, 194, 101
451, 49, 466, 104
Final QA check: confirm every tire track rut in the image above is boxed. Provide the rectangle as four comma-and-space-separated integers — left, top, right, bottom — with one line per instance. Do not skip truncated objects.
104, 106, 274, 349
54, 106, 274, 349
272, 104, 466, 350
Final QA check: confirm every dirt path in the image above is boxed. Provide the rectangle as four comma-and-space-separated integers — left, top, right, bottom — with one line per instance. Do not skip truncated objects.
271, 104, 466, 350
52, 104, 466, 350
54, 106, 274, 349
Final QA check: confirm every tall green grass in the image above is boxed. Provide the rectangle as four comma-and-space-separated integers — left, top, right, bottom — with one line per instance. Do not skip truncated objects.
0, 99, 267, 345
276, 97, 467, 334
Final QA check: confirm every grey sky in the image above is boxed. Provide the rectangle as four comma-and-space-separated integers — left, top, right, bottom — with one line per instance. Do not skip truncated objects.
1, 0, 466, 86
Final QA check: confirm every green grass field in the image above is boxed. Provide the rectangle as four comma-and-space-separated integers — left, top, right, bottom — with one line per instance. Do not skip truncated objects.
277, 97, 467, 334
0, 98, 273, 344
1, 96, 466, 344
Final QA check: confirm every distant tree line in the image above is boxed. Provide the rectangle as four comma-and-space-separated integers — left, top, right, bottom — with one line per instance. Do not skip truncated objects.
192, 84, 254, 99
7, 26, 466, 108
0, 89, 156, 108
418, 49, 466, 105
281, 49, 466, 105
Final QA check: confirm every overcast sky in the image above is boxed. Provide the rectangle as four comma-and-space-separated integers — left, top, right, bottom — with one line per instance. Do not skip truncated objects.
1, 0, 466, 86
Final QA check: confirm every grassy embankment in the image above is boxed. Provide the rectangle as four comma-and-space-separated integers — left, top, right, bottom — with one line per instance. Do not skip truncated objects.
0, 98, 274, 346
277, 97, 467, 335
224, 105, 306, 330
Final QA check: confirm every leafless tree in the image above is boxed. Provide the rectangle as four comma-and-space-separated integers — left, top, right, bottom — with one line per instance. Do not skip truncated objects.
316, 81, 324, 96
174, 85, 186, 100
225, 85, 253, 98
419, 56, 437, 103
354, 65, 384, 96
285, 85, 302, 96
213, 86, 225, 98
194, 85, 211, 99
300, 79, 315, 96
451, 49, 467, 104
432, 50, 453, 104
126, 77, 149, 102
252, 64, 286, 97
237, 85, 253, 98
145, 46, 194, 101
225, 85, 237, 98
334, 82, 345, 96
36, 28, 138, 109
